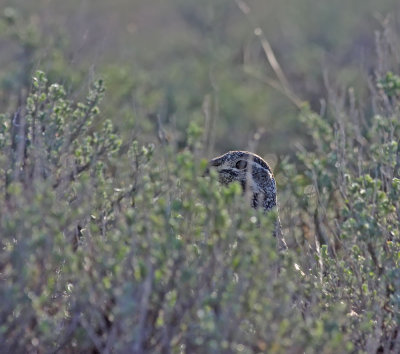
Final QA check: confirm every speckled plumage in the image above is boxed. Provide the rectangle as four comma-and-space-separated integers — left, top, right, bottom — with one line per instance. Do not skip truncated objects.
209, 150, 287, 250
209, 151, 277, 211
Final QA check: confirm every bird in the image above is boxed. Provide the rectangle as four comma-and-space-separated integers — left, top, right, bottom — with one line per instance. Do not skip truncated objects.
208, 150, 287, 250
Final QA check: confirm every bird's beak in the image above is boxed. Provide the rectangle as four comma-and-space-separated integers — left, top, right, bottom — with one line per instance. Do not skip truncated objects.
209, 157, 223, 167
204, 157, 222, 176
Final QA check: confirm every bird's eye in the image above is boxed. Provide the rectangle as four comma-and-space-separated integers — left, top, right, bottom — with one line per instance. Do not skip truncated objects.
235, 160, 247, 169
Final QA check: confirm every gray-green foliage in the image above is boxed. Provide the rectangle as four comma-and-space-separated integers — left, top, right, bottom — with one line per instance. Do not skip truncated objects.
0, 72, 295, 353
279, 70, 400, 352
1, 66, 400, 353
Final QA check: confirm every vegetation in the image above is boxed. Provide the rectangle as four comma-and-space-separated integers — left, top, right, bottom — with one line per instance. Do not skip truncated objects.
1, 1, 400, 353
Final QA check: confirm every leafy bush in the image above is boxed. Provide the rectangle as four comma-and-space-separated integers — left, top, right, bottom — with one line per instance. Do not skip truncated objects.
1, 71, 293, 353
278, 36, 400, 352
1, 30, 400, 354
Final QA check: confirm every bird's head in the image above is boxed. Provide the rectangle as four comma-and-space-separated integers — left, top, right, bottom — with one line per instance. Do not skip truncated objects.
208, 151, 277, 211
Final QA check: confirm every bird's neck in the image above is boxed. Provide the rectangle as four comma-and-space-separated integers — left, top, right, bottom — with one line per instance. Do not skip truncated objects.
252, 192, 276, 211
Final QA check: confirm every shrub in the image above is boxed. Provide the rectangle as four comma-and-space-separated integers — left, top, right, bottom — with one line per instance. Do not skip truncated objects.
1, 72, 296, 353
1, 31, 400, 352
278, 35, 400, 352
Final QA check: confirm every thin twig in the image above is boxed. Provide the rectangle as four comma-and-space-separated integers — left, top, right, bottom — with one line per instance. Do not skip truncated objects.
235, 0, 302, 109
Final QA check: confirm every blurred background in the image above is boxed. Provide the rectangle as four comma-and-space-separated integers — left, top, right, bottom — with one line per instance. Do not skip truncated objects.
1, 0, 400, 159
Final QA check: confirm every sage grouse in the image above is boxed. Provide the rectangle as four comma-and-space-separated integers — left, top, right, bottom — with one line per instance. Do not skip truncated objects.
208, 151, 287, 250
